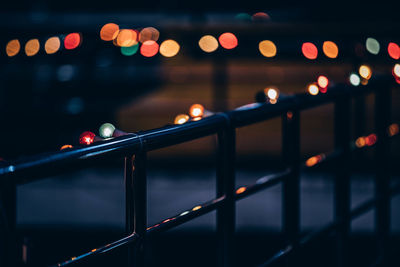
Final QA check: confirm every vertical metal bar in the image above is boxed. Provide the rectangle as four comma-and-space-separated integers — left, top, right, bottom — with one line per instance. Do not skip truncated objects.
282, 110, 300, 259
334, 96, 351, 267
216, 126, 236, 267
125, 152, 147, 267
374, 81, 391, 265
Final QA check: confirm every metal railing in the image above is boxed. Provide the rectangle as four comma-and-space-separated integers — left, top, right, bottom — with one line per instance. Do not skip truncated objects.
0, 75, 398, 267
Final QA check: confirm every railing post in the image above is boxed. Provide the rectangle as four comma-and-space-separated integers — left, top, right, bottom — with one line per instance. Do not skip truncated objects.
216, 125, 236, 267
125, 152, 147, 267
374, 81, 391, 266
282, 110, 300, 262
0, 183, 18, 267
334, 95, 351, 267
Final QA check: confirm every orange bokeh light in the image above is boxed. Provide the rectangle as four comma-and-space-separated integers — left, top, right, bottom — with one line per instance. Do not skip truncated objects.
6, 39, 20, 57
64, 33, 81, 50
236, 187, 246, 194
174, 114, 189, 124
219, 32, 238, 50
355, 137, 366, 148
100, 23, 119, 41
140, 40, 159, 57
302, 42, 318, 60
388, 42, 400, 60
60, 144, 73, 150
199, 35, 219, 53
25, 39, 40, 56
189, 104, 204, 118
322, 41, 339, 58
116, 29, 138, 47
388, 123, 399, 136
308, 83, 319, 95
45, 37, 61, 54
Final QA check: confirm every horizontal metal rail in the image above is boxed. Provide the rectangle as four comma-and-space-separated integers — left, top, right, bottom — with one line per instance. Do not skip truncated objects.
0, 74, 397, 267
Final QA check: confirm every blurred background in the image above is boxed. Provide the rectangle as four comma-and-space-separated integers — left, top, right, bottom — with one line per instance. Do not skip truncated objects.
1, 2, 400, 267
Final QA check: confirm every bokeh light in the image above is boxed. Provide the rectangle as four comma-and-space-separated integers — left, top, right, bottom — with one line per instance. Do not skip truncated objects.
388, 42, 400, 60
235, 13, 252, 21
121, 43, 139, 56
64, 33, 81, 50
359, 65, 372, 80
355, 137, 366, 148
305, 154, 324, 167
393, 64, 400, 78
302, 42, 318, 60
100, 23, 119, 41
388, 123, 399, 137
349, 73, 361, 86
79, 131, 95, 145
199, 35, 218, 53
308, 83, 319, 95
99, 123, 116, 139
159, 40, 180, 57
140, 40, 159, 57
322, 41, 339, 58
317, 75, 329, 89
25, 39, 40, 56
116, 29, 138, 47
365, 134, 377, 146
44, 37, 61, 54
264, 88, 279, 100
252, 12, 271, 21
189, 104, 204, 118
236, 187, 246, 194
60, 144, 73, 150
366, 38, 380, 55
174, 114, 189, 124
6, 39, 20, 57
218, 33, 238, 50
259, 40, 277, 57
139, 27, 159, 43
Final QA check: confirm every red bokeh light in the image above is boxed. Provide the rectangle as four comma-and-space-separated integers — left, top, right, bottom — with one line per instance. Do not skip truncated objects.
388, 42, 400, 60
302, 42, 318, 60
79, 131, 95, 145
218, 33, 238, 50
64, 33, 81, 50
140, 40, 159, 57
365, 134, 377, 146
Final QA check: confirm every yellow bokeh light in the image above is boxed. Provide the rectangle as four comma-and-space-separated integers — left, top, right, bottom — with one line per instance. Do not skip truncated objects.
174, 114, 189, 125
359, 65, 372, 80
199, 35, 218, 53
159, 39, 180, 57
192, 206, 201, 211
44, 37, 61, 54
139, 27, 160, 43
308, 84, 319, 95
6, 39, 20, 57
259, 40, 277, 57
322, 41, 339, 58
116, 29, 138, 47
25, 39, 40, 56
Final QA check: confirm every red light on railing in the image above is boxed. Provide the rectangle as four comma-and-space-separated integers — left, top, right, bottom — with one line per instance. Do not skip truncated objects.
64, 33, 81, 50
60, 144, 73, 150
189, 104, 204, 118
79, 131, 95, 145
388, 42, 400, 60
365, 134, 377, 146
218, 33, 238, 50
302, 42, 318, 60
